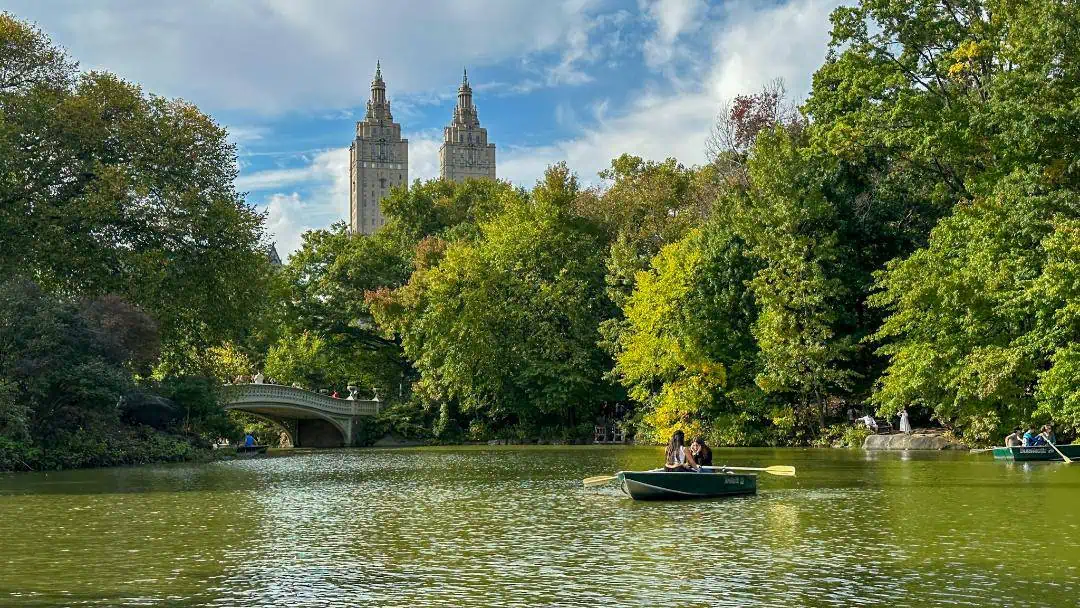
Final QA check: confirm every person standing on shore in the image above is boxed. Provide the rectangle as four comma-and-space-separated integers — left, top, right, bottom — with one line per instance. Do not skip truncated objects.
899, 408, 912, 434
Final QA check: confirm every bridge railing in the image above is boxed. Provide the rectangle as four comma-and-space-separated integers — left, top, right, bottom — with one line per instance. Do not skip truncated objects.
221, 383, 380, 416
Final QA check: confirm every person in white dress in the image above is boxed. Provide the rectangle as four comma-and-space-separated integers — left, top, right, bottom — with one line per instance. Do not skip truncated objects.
899, 408, 912, 434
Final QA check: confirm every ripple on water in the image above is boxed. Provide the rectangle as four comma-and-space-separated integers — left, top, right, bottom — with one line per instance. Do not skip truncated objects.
1, 446, 1079, 607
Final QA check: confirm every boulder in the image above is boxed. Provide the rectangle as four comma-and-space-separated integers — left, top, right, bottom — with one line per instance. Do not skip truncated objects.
863, 433, 967, 450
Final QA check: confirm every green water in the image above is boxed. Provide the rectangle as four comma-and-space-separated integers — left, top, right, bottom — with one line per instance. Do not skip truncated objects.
1, 446, 1077, 607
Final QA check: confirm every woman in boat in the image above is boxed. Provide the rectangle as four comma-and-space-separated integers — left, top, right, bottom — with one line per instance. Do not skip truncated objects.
1041, 424, 1056, 445
691, 437, 713, 467
664, 430, 698, 472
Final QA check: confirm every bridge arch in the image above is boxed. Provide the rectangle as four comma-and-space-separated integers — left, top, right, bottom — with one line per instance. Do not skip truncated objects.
221, 384, 379, 447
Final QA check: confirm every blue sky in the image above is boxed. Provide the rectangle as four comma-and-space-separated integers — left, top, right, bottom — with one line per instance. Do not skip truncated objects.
5, 0, 842, 256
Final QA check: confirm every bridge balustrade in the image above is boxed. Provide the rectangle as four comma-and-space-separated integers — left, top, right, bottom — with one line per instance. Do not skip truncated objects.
221, 383, 380, 416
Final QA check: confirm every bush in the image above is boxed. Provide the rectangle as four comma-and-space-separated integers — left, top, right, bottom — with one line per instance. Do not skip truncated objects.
810, 424, 871, 448
0, 436, 40, 471
1, 425, 201, 471
841, 425, 872, 448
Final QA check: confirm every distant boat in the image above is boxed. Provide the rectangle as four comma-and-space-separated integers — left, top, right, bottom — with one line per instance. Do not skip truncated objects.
235, 445, 269, 456
992, 445, 1080, 461
617, 470, 757, 500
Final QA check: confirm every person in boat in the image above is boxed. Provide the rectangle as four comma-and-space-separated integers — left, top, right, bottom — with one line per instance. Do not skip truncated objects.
664, 430, 699, 472
690, 437, 713, 468
1023, 425, 1046, 447
244, 432, 256, 447
1004, 427, 1024, 447
1041, 424, 1056, 445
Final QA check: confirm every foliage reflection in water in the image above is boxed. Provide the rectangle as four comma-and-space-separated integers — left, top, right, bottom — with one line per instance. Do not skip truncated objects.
1, 446, 1078, 607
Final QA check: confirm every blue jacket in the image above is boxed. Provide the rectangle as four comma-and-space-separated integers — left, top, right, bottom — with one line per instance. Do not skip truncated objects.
1023, 432, 1046, 447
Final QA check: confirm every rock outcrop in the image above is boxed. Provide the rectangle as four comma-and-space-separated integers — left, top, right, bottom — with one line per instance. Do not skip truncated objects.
863, 433, 967, 450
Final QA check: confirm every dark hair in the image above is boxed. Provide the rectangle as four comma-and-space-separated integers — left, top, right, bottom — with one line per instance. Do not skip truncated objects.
691, 436, 712, 465
1014, 427, 1022, 433
666, 430, 685, 465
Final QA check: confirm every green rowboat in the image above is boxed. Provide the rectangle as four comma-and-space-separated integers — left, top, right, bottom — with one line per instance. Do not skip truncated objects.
236, 445, 269, 456
617, 470, 757, 500
992, 444, 1080, 461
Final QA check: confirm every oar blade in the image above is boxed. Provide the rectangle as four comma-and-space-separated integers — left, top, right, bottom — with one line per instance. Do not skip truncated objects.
764, 465, 796, 476
583, 475, 617, 487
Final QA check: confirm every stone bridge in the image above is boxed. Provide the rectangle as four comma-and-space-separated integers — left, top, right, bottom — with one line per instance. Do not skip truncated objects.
221, 383, 380, 447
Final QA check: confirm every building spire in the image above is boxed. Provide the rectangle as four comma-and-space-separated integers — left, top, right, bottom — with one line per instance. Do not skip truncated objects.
453, 68, 477, 128
367, 60, 390, 121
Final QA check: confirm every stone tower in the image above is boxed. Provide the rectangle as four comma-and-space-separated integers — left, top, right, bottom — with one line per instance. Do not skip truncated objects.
349, 62, 409, 235
439, 69, 496, 183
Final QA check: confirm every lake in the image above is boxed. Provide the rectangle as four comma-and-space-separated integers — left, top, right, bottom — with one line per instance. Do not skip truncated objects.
1, 446, 1077, 606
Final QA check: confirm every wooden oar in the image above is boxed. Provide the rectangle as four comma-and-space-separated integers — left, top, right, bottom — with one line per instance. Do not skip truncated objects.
583, 474, 618, 487
702, 465, 796, 477
969, 448, 995, 454
1047, 442, 1074, 464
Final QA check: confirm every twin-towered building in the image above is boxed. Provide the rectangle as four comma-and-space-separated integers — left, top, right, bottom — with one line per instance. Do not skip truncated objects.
349, 62, 496, 235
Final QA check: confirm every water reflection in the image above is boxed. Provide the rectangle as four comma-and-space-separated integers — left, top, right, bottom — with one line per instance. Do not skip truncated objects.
1, 446, 1078, 606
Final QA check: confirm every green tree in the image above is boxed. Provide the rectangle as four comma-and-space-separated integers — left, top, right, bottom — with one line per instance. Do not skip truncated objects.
264, 331, 334, 391
870, 172, 1080, 441
614, 221, 764, 444
0, 14, 274, 372
731, 128, 854, 432
805, 0, 1080, 202
371, 165, 616, 431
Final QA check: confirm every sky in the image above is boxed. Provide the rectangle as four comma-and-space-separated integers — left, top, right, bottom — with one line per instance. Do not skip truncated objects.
5, 0, 842, 258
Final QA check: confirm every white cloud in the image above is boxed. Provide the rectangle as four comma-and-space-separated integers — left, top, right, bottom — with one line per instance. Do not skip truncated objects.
709, 0, 841, 101
226, 125, 269, 145
236, 165, 318, 193
265, 193, 316, 259
499, 0, 840, 186
408, 132, 444, 183
237, 148, 349, 193
247, 148, 349, 257
640, 0, 709, 68
5, 0, 612, 113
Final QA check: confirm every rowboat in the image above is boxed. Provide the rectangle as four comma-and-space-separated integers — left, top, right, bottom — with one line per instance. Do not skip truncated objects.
236, 445, 269, 456
617, 469, 757, 500
992, 444, 1080, 461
